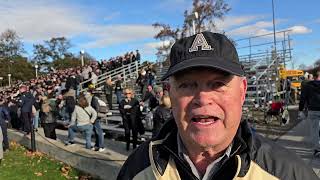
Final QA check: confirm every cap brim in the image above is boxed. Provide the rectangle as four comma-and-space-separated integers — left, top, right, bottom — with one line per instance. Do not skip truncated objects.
161, 56, 244, 81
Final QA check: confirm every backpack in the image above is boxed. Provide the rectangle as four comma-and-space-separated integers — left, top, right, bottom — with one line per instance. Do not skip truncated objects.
65, 96, 76, 113
91, 96, 108, 117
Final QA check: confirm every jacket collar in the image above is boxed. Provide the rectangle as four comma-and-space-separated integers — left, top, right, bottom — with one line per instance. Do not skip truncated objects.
151, 119, 253, 177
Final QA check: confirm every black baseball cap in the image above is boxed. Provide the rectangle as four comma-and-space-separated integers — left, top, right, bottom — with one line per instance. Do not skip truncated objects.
161, 31, 244, 81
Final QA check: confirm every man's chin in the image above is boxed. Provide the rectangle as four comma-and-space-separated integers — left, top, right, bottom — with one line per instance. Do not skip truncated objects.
190, 134, 222, 149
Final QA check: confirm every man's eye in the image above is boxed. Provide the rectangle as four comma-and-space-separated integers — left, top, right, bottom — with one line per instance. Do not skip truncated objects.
178, 82, 196, 89
209, 81, 227, 89
178, 83, 188, 88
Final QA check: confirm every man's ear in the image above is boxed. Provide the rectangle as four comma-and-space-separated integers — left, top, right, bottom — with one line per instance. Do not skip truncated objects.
240, 77, 247, 105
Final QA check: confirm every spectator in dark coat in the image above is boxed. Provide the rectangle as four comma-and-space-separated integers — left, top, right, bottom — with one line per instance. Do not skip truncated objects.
0, 99, 11, 151
8, 100, 20, 130
135, 50, 141, 61
103, 77, 113, 110
65, 73, 78, 90
299, 70, 320, 157
142, 85, 155, 110
119, 88, 141, 151
136, 70, 148, 95
149, 86, 164, 111
18, 85, 35, 134
152, 95, 172, 138
114, 75, 123, 104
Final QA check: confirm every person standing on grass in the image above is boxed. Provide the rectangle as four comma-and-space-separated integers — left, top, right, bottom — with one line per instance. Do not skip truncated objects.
0, 99, 10, 152
18, 85, 35, 135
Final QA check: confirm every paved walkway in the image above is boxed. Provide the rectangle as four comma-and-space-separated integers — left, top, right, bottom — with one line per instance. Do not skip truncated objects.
275, 118, 320, 177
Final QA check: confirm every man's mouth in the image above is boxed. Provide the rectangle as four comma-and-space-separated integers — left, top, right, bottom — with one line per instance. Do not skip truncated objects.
191, 115, 220, 125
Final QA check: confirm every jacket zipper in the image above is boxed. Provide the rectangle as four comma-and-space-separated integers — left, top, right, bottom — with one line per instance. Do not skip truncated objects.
211, 145, 242, 179
162, 145, 200, 180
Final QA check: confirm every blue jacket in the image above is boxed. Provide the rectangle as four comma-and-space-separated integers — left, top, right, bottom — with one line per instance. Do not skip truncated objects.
0, 105, 11, 125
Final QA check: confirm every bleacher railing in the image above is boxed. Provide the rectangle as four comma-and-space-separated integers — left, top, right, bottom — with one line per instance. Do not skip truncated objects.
79, 61, 154, 93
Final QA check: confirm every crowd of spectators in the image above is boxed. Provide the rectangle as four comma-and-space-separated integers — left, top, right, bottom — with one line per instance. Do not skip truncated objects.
0, 48, 174, 152
98, 50, 140, 74
0, 50, 145, 151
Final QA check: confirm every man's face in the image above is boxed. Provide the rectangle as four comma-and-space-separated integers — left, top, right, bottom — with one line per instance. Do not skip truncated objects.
169, 68, 247, 151
124, 89, 132, 99
147, 86, 152, 92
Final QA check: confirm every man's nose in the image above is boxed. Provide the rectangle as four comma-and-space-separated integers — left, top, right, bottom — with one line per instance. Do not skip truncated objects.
192, 90, 216, 106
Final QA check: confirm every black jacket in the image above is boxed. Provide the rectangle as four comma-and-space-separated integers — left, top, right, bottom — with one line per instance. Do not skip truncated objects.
299, 80, 320, 111
117, 119, 318, 180
152, 106, 172, 137
65, 76, 78, 90
115, 80, 123, 92
119, 98, 140, 117
103, 83, 113, 95
18, 92, 35, 113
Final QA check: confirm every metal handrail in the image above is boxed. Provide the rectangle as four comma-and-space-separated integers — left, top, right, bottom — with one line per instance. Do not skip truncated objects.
80, 61, 154, 93
79, 61, 139, 89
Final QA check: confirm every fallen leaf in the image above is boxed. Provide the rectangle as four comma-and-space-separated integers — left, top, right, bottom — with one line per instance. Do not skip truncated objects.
60, 165, 72, 177
34, 172, 43, 176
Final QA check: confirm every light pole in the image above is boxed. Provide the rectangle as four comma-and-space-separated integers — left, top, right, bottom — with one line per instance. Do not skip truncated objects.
80, 50, 85, 67
0, 77, 3, 87
8, 74, 11, 87
35, 64, 39, 78
192, 12, 199, 35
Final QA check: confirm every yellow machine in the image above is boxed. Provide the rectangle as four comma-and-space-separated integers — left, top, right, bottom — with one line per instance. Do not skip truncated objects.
279, 66, 304, 89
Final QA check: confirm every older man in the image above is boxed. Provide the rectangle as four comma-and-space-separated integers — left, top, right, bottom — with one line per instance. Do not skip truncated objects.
117, 32, 317, 180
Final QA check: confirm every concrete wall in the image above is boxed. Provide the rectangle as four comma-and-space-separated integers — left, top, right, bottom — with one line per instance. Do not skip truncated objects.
7, 129, 127, 180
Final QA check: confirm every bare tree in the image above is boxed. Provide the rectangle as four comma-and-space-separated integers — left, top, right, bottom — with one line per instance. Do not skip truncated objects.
153, 0, 230, 59
0, 29, 25, 58
184, 0, 231, 34
152, 23, 181, 59
45, 37, 72, 61
33, 44, 50, 65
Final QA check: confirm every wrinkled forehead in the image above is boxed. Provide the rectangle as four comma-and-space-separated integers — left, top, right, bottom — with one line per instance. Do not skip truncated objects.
171, 67, 233, 82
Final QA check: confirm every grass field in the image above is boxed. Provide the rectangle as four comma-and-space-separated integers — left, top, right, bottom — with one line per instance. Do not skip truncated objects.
0, 141, 93, 180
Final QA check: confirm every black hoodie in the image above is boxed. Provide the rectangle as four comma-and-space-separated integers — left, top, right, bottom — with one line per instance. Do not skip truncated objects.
299, 80, 320, 111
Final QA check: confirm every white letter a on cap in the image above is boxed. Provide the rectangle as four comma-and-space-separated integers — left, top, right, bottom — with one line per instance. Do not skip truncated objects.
189, 33, 212, 52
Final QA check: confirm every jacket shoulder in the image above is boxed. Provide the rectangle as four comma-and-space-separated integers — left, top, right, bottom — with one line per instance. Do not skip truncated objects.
117, 141, 151, 179
250, 135, 318, 179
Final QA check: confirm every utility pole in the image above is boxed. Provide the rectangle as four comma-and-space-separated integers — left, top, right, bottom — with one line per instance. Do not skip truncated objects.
272, 0, 280, 94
